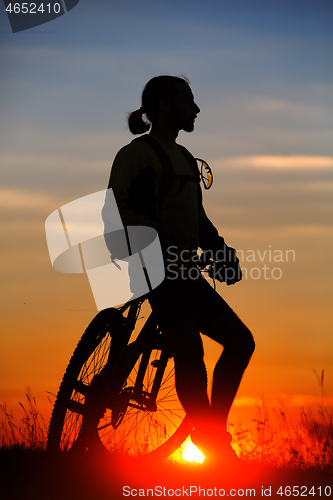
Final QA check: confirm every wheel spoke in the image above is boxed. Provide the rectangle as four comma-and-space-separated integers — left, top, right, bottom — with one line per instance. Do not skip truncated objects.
47, 305, 187, 458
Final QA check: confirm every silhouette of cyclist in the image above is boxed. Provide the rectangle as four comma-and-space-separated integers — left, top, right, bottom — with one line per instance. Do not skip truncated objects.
105, 75, 255, 463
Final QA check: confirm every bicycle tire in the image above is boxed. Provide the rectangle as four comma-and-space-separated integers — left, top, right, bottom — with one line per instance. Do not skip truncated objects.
47, 307, 123, 454
47, 306, 190, 459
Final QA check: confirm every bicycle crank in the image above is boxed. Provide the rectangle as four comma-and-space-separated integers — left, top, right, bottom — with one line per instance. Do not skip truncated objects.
111, 387, 157, 428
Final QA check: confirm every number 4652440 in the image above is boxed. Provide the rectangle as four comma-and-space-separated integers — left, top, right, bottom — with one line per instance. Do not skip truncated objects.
5, 3, 62, 14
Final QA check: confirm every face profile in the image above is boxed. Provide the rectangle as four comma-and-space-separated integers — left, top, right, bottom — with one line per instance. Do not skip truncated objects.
168, 82, 200, 133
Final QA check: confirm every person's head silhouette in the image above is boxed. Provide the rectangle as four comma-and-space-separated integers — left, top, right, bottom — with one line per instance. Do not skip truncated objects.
128, 75, 200, 141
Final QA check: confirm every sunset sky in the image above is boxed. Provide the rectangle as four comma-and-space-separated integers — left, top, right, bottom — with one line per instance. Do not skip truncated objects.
1, 0, 332, 428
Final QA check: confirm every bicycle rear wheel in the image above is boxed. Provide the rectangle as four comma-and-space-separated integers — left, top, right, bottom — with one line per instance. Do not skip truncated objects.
47, 305, 189, 458
47, 307, 123, 453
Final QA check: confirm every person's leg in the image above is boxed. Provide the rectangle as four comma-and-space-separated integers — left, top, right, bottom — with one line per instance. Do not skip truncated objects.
149, 278, 255, 458
149, 280, 211, 426
187, 310, 254, 462
201, 309, 255, 431
162, 317, 211, 427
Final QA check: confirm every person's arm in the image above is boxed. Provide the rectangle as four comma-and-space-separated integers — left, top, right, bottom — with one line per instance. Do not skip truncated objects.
198, 193, 242, 285
105, 143, 158, 228
198, 201, 222, 252
102, 141, 173, 258
101, 143, 158, 259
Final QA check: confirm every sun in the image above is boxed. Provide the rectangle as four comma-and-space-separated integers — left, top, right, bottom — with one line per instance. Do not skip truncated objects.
181, 439, 205, 463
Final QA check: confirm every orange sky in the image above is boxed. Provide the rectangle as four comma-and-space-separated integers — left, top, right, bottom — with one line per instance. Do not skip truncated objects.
1, 1, 332, 432
1, 155, 332, 429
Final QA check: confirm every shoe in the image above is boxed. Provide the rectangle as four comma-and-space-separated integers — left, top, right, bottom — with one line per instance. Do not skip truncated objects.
191, 427, 240, 466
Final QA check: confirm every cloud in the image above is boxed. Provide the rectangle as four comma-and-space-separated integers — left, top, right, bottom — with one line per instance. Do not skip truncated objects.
234, 394, 333, 408
218, 155, 333, 170
200, 154, 333, 236
0, 149, 116, 201
0, 188, 56, 212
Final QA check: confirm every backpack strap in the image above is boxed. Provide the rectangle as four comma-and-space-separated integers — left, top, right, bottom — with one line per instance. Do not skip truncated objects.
134, 134, 200, 200
176, 144, 201, 194
134, 134, 175, 202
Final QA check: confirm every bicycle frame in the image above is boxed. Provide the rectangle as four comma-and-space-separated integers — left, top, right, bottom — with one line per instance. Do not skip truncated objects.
47, 296, 189, 457
95, 299, 172, 420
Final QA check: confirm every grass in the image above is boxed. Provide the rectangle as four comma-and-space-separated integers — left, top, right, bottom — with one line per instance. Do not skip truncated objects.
1, 391, 332, 469
230, 397, 333, 468
0, 390, 332, 500
232, 370, 333, 469
0, 393, 49, 451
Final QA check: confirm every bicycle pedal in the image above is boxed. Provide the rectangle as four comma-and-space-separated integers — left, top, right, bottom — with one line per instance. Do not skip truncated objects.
150, 359, 160, 367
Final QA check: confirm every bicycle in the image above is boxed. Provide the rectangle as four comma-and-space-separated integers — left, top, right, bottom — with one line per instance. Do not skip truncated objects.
46, 244, 235, 460
46, 298, 192, 460
45, 156, 219, 460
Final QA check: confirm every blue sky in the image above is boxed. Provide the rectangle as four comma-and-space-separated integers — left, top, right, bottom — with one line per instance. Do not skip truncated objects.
0, 0, 332, 216
1, 0, 333, 415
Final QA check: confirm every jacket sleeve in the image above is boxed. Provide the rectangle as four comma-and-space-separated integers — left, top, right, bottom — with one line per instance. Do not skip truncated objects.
198, 188, 225, 252
102, 142, 168, 258
198, 190, 240, 271
103, 143, 158, 229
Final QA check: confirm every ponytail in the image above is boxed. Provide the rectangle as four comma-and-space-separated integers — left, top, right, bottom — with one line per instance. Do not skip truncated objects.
128, 108, 151, 135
